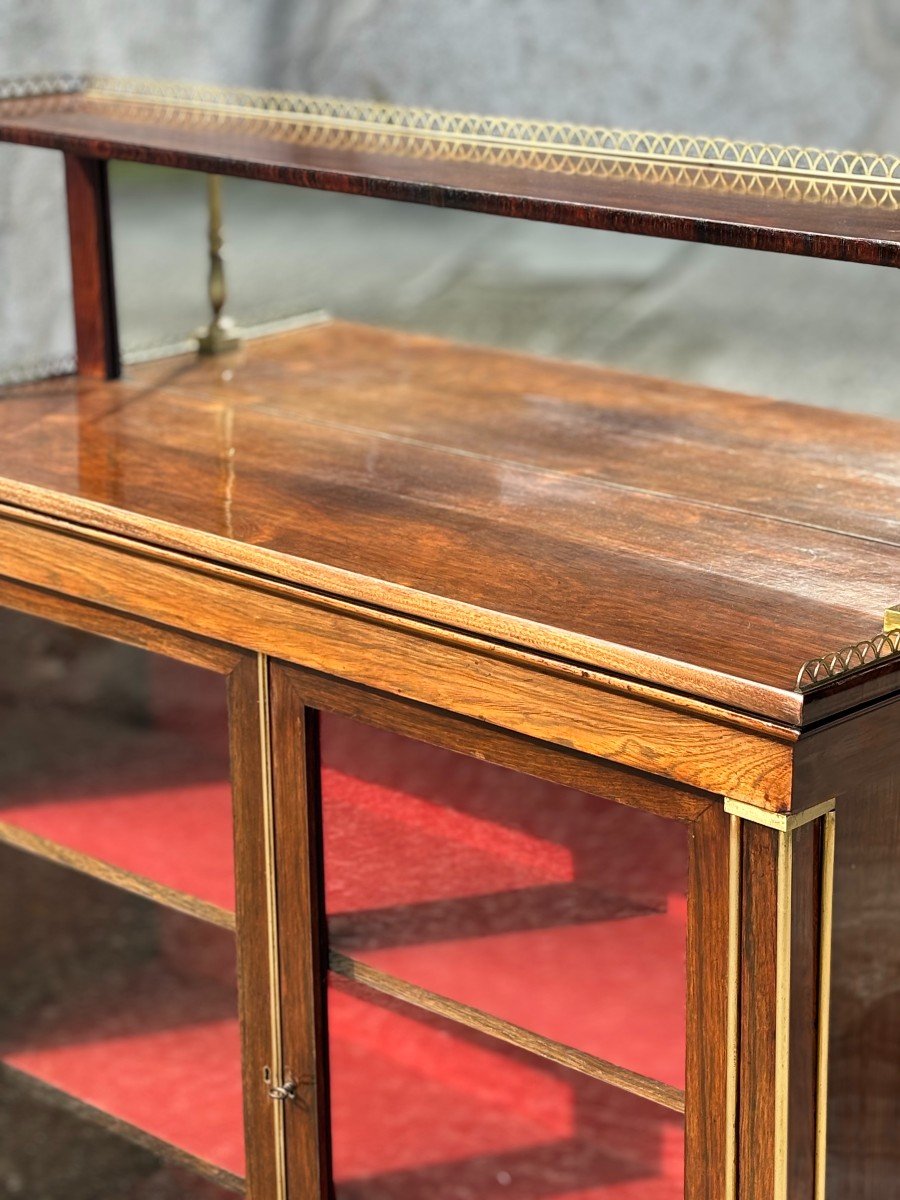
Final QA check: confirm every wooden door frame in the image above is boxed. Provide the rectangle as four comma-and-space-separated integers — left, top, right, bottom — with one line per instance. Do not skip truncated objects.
267, 658, 734, 1200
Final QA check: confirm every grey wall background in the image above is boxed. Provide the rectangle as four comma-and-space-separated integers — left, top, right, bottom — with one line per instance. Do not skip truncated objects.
2, 0, 900, 414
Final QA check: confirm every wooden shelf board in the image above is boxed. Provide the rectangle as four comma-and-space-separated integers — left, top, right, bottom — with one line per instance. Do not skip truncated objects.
329, 950, 684, 1112
0, 818, 235, 930
0, 325, 897, 723
1, 79, 900, 267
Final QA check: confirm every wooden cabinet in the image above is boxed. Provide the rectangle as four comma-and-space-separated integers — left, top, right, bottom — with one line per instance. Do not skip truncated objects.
0, 76, 897, 1200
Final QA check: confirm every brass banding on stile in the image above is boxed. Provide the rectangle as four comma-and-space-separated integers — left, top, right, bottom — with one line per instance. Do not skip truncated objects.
724, 796, 836, 1199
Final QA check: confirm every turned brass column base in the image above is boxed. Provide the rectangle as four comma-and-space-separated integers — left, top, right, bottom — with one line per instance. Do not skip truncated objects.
196, 316, 241, 356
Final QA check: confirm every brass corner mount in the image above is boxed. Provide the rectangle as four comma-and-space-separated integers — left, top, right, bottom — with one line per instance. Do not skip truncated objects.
885, 604, 900, 635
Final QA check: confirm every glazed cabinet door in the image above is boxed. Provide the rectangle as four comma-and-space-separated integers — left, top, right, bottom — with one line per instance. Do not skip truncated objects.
0, 600, 280, 1199
266, 661, 732, 1200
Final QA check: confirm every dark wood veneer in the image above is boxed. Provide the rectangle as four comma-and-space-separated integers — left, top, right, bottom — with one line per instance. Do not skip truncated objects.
684, 802, 732, 1200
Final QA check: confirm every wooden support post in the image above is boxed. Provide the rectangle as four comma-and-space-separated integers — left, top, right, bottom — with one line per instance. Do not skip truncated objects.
64, 153, 120, 379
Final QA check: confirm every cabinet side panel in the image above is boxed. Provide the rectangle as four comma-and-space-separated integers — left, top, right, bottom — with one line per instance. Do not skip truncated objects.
827, 776, 900, 1198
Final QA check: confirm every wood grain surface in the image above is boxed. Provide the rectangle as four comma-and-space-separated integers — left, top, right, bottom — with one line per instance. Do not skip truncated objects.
279, 660, 714, 822
2, 90, 900, 266
0, 323, 896, 727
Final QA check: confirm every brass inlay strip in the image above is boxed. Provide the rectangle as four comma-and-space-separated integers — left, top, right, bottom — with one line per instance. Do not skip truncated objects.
724, 796, 835, 833
258, 652, 288, 1200
725, 814, 741, 1200
773, 828, 794, 1200
329, 948, 684, 1113
815, 810, 836, 1200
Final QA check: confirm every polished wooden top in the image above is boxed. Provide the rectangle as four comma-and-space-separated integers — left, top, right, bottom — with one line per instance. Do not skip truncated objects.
3, 78, 900, 266
0, 322, 897, 726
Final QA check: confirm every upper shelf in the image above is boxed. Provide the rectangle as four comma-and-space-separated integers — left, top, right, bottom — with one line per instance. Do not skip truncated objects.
3, 74, 900, 267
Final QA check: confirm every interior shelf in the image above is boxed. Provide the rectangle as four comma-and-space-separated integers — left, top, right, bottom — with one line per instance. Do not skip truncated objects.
0, 623, 236, 924
328, 977, 684, 1199
321, 712, 689, 1092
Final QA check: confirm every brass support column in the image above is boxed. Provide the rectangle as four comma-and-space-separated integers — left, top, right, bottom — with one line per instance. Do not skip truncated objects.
197, 174, 241, 355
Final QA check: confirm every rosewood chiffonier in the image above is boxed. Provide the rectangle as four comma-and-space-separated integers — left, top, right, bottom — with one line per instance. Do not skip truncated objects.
0, 75, 897, 1200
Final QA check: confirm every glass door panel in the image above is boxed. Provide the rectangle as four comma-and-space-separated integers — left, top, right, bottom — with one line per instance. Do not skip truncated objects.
320, 711, 688, 1091
0, 609, 235, 921
0, 846, 245, 1192
1, 1071, 239, 1198
328, 977, 684, 1200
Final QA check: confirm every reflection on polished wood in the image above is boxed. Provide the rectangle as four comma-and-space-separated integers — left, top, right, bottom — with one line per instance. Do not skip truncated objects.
0, 322, 897, 730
